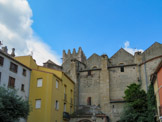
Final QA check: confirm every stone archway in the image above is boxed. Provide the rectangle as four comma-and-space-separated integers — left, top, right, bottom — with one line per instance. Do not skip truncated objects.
79, 119, 92, 122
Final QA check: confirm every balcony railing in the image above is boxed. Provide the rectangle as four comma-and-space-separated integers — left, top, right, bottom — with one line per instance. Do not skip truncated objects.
63, 112, 70, 120
64, 94, 67, 101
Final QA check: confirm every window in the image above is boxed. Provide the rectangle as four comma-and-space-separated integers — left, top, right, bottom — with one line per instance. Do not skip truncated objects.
35, 99, 41, 109
119, 63, 124, 72
8, 76, 15, 88
55, 100, 59, 110
120, 66, 124, 72
37, 78, 43, 87
22, 69, 26, 76
0, 56, 4, 66
64, 103, 66, 112
21, 84, 24, 91
88, 71, 91, 76
10, 62, 18, 73
87, 97, 91, 105
56, 80, 59, 88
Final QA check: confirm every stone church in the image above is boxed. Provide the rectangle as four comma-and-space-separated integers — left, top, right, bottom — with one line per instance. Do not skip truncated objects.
45, 42, 162, 122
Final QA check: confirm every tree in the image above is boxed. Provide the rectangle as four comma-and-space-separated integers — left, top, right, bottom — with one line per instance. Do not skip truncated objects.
0, 86, 30, 122
120, 83, 148, 122
147, 83, 157, 122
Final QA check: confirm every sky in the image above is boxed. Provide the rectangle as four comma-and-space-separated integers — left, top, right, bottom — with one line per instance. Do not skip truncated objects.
0, 0, 162, 65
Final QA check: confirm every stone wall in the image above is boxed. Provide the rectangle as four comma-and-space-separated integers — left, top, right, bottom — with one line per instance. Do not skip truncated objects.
62, 42, 162, 122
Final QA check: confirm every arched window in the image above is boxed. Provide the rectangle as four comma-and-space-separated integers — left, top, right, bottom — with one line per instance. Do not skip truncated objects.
92, 66, 97, 69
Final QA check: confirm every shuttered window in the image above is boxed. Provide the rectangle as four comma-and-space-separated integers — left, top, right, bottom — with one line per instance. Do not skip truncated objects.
8, 76, 15, 88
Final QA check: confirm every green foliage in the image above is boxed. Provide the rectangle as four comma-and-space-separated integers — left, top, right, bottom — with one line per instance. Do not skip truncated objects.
147, 83, 157, 122
120, 83, 148, 122
0, 86, 30, 122
120, 83, 157, 122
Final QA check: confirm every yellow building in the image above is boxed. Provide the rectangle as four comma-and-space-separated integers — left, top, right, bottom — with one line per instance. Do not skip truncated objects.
14, 56, 75, 122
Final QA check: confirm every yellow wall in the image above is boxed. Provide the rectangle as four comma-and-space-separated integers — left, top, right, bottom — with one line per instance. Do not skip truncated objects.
14, 56, 38, 69
28, 70, 53, 122
38, 66, 62, 79
14, 56, 75, 122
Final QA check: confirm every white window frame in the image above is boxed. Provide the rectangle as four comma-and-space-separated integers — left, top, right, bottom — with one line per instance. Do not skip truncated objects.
55, 100, 59, 110
64, 103, 66, 112
35, 99, 41, 109
37, 78, 43, 87
56, 80, 59, 88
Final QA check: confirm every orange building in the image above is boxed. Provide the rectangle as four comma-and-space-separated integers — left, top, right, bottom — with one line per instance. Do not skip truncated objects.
151, 61, 162, 121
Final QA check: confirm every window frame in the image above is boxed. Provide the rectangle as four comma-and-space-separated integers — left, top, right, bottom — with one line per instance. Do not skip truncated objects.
21, 84, 25, 91
55, 100, 59, 110
35, 99, 41, 109
22, 69, 26, 76
56, 80, 59, 88
8, 76, 15, 88
37, 78, 43, 87
10, 62, 18, 73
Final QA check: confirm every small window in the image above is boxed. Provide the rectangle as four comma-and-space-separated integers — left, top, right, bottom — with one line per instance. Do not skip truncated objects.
56, 80, 59, 88
0, 56, 4, 66
88, 71, 91, 76
55, 100, 59, 110
35, 99, 41, 109
8, 76, 15, 88
37, 78, 43, 87
64, 103, 66, 112
22, 69, 26, 76
10, 62, 18, 73
120, 66, 124, 72
87, 97, 91, 105
21, 84, 24, 91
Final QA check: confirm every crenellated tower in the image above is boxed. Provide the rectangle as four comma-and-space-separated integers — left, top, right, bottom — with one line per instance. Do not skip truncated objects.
62, 47, 86, 64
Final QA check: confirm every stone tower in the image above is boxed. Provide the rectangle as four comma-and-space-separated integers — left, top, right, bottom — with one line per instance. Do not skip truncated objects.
61, 42, 162, 122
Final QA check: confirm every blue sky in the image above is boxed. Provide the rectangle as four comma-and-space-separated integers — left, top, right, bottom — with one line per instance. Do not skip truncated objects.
28, 0, 162, 58
0, 0, 161, 65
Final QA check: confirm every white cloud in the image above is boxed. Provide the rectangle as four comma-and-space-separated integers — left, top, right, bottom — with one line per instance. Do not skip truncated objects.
0, 0, 61, 65
124, 41, 144, 55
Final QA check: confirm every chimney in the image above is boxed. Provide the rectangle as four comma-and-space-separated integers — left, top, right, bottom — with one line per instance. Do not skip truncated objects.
11, 48, 15, 57
2, 46, 8, 53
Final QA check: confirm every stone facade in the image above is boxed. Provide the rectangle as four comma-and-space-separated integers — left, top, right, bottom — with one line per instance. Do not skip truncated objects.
62, 42, 162, 122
